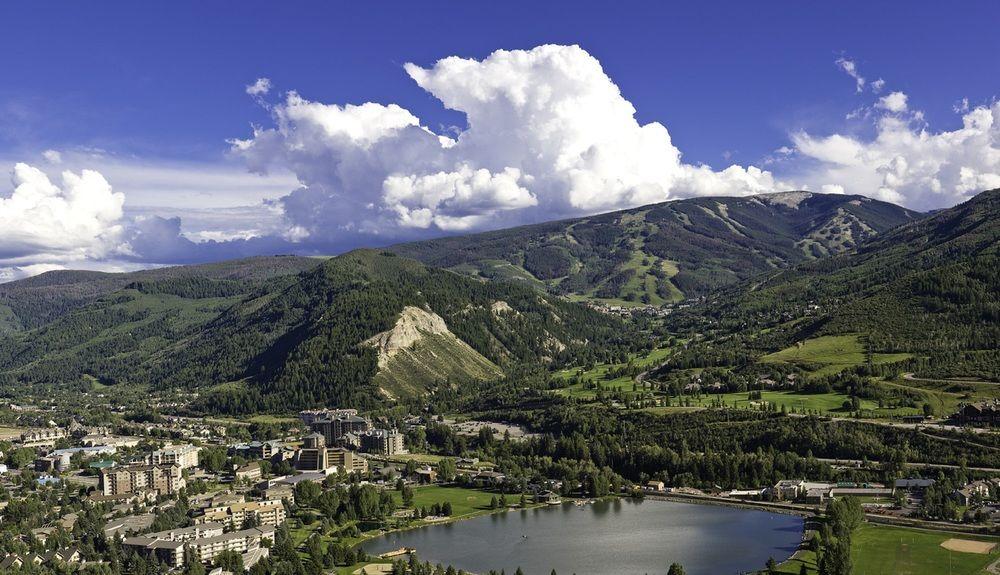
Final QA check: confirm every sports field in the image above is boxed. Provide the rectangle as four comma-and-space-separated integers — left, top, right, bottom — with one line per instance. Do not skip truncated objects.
777, 523, 999, 575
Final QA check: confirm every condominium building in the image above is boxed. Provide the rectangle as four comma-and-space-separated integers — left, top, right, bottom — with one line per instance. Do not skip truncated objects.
19, 428, 68, 448
187, 526, 275, 565
310, 413, 370, 446
234, 463, 262, 482
229, 439, 283, 461
194, 499, 286, 529
359, 429, 406, 456
295, 433, 329, 471
150, 444, 200, 469
327, 447, 368, 474
100, 464, 185, 496
123, 523, 274, 568
299, 408, 358, 426
122, 523, 225, 568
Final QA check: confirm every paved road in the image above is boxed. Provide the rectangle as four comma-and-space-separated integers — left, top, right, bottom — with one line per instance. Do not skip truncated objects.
814, 457, 1000, 474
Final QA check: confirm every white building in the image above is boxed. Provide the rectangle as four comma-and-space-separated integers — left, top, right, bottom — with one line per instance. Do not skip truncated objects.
150, 444, 200, 469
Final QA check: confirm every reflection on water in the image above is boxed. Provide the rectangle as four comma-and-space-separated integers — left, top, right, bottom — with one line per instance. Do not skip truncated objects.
363, 498, 803, 575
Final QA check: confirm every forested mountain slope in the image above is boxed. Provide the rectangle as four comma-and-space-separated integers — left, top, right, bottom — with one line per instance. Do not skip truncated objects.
0, 251, 632, 412
671, 189, 1000, 379
390, 191, 919, 305
0, 255, 321, 333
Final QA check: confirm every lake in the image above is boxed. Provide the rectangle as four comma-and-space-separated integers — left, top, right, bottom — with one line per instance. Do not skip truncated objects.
363, 498, 804, 575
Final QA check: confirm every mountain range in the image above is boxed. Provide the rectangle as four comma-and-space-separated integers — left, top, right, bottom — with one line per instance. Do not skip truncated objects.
673, 189, 999, 379
1, 189, 996, 409
390, 191, 919, 305
0, 250, 629, 412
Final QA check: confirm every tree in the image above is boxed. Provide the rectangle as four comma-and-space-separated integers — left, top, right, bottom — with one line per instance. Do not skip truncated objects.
198, 447, 227, 473
215, 549, 244, 574
667, 563, 686, 575
295, 480, 322, 508
438, 458, 457, 482
184, 548, 206, 575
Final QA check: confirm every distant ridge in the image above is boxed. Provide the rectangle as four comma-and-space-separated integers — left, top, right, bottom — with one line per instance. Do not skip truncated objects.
390, 191, 920, 306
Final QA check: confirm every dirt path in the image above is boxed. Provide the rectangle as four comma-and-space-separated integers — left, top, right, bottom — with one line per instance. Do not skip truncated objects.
902, 373, 1000, 385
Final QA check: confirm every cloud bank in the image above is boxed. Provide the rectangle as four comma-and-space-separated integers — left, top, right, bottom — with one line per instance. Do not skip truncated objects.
789, 57, 1000, 208
232, 45, 781, 243
0, 163, 124, 264
2, 45, 999, 281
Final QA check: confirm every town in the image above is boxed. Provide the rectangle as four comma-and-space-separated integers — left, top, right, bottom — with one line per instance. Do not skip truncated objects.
2, 395, 1000, 574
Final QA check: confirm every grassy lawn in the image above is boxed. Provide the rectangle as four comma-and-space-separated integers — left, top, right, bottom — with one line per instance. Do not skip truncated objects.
853, 524, 997, 575
247, 414, 300, 424
761, 334, 913, 377
390, 484, 499, 518
0, 426, 25, 440
889, 376, 1000, 417
553, 346, 674, 399
775, 524, 998, 575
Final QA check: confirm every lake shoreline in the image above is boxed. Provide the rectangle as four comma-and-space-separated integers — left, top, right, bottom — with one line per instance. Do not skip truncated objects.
360, 494, 805, 575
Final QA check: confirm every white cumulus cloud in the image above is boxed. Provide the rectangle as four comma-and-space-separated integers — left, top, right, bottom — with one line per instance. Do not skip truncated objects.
233, 44, 781, 242
835, 57, 866, 93
0, 163, 125, 264
246, 77, 272, 97
877, 91, 909, 113
791, 101, 1000, 209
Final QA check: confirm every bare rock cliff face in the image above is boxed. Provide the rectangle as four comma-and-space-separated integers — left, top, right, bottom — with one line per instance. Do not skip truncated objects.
364, 306, 450, 368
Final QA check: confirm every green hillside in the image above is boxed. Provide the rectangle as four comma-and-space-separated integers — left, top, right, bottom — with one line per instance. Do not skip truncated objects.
390, 191, 919, 305
0, 255, 321, 334
0, 251, 631, 413
670, 188, 1000, 380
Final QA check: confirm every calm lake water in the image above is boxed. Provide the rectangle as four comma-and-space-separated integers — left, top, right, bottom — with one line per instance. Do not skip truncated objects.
363, 498, 803, 575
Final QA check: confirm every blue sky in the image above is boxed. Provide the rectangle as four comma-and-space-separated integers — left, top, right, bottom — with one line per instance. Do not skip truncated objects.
1, 1, 999, 278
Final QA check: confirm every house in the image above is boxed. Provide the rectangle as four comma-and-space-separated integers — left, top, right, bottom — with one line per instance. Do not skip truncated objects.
644, 480, 666, 492
956, 401, 1000, 426
0, 554, 25, 570
536, 490, 561, 504
956, 481, 992, 506
42, 547, 81, 565
374, 465, 400, 481
410, 467, 437, 485
472, 470, 506, 487
31, 527, 56, 545
895, 478, 935, 493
